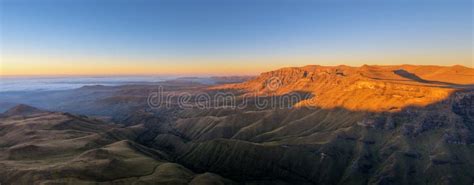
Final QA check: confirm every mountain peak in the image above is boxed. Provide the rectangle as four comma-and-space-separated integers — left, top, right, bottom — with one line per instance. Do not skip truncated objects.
2, 104, 47, 117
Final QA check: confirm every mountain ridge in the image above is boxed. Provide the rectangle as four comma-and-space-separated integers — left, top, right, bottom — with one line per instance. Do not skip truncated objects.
212, 65, 474, 111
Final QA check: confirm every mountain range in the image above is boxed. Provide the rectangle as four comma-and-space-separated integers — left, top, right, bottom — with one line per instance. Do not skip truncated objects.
0, 65, 473, 185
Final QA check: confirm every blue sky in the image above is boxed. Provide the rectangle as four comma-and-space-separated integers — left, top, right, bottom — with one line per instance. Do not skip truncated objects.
1, 0, 472, 75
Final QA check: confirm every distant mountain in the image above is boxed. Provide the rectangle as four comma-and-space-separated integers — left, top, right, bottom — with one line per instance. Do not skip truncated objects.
169, 76, 255, 85
0, 104, 49, 117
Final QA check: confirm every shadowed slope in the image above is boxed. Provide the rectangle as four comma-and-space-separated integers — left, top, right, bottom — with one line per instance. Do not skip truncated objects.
149, 89, 474, 185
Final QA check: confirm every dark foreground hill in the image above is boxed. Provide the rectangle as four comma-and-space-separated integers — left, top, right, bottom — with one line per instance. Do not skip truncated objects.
0, 105, 236, 184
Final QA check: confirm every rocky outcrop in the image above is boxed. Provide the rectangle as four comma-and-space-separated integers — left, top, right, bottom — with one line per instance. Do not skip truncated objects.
213, 65, 473, 111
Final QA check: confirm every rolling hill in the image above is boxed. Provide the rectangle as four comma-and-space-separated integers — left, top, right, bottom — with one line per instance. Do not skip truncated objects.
0, 105, 236, 184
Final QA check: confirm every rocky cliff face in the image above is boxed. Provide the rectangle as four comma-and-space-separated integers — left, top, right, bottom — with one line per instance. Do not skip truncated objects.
214, 65, 474, 111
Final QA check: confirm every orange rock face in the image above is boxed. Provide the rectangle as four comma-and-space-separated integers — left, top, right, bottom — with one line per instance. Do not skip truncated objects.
213, 65, 474, 112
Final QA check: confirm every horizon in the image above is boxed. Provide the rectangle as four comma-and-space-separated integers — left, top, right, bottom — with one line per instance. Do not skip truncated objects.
1, 0, 473, 76
1, 63, 472, 77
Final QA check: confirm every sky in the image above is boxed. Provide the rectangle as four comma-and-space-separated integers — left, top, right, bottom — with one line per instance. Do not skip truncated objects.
0, 0, 472, 76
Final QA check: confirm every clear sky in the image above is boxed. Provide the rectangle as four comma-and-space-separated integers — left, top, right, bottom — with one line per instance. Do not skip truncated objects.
1, 0, 472, 76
